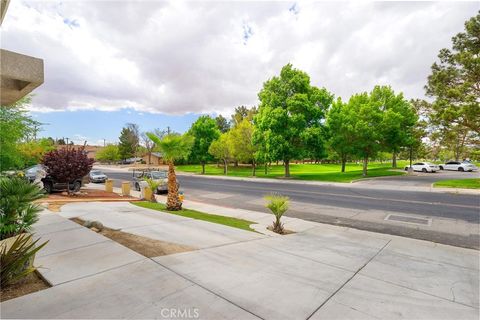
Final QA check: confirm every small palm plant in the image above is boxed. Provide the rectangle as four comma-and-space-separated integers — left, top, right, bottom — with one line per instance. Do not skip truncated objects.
264, 193, 289, 234
0, 177, 45, 240
146, 133, 193, 211
143, 178, 162, 202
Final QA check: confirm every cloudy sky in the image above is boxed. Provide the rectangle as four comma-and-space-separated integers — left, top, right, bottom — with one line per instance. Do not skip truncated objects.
1, 1, 478, 144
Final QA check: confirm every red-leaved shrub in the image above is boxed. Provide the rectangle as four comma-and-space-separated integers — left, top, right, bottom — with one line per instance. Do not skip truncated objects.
42, 147, 94, 183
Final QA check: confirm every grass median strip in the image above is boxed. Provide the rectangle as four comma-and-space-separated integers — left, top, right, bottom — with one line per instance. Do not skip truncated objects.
433, 178, 480, 189
132, 201, 257, 232
177, 163, 405, 183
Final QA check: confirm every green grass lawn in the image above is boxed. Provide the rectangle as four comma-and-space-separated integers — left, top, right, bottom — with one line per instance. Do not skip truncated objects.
132, 201, 256, 232
176, 162, 407, 183
433, 178, 480, 189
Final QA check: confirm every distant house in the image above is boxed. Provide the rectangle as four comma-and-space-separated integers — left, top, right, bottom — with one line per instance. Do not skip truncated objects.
143, 152, 164, 165
56, 144, 102, 160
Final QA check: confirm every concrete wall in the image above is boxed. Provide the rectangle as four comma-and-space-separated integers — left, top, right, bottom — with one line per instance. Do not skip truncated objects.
0, 49, 44, 105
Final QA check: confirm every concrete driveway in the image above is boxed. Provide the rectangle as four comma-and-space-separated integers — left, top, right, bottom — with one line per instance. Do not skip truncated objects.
1, 203, 478, 319
354, 170, 479, 187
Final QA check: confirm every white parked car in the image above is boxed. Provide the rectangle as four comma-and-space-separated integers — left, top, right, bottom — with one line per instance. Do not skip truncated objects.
404, 162, 440, 173
439, 161, 478, 172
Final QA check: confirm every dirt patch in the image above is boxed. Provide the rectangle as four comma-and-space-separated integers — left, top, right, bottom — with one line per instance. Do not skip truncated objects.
70, 218, 194, 257
0, 271, 50, 302
267, 226, 295, 235
47, 202, 68, 212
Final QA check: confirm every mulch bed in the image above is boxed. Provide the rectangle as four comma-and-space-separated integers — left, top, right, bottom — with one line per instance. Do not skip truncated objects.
46, 188, 137, 201
36, 188, 140, 212
0, 271, 50, 302
70, 218, 194, 258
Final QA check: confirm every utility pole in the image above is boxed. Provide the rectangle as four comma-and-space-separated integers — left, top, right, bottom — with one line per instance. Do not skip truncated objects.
167, 126, 171, 135
103, 138, 106, 147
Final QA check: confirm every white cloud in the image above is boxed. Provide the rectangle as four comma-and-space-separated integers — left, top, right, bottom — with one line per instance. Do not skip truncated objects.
1, 1, 477, 115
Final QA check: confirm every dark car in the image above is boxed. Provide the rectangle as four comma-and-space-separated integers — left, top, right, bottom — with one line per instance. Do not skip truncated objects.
24, 164, 84, 193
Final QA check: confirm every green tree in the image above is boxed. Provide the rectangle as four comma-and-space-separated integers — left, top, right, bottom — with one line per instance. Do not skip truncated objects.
96, 144, 120, 163
147, 133, 193, 210
254, 64, 333, 177
371, 86, 418, 168
230, 119, 257, 175
17, 138, 55, 167
118, 126, 138, 160
425, 12, 480, 160
0, 96, 41, 171
347, 92, 383, 176
215, 115, 230, 133
231, 106, 257, 126
208, 133, 233, 175
326, 98, 355, 172
188, 116, 220, 174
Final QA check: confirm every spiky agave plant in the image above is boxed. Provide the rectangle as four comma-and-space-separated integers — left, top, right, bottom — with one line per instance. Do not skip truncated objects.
264, 193, 289, 234
0, 177, 45, 240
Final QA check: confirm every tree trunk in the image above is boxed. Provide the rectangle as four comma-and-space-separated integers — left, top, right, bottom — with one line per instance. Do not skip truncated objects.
284, 159, 290, 177
264, 162, 268, 175
201, 162, 205, 174
223, 159, 228, 175
166, 161, 182, 211
234, 161, 239, 167
392, 152, 397, 168
252, 160, 256, 176
148, 152, 151, 165
341, 154, 346, 173
362, 156, 368, 177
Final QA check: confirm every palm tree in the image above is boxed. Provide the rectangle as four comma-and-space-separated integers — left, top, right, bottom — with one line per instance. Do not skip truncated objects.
146, 133, 193, 210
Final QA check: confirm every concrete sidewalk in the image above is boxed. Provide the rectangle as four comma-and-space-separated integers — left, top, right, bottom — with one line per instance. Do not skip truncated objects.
1, 200, 478, 319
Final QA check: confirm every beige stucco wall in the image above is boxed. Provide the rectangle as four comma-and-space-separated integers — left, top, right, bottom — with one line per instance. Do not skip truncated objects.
0, 49, 44, 105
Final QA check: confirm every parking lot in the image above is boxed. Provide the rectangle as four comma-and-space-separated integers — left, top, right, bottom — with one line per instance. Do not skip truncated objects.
354, 170, 479, 187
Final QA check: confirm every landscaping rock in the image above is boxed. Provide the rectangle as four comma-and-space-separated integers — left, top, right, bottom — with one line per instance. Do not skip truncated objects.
91, 221, 104, 231
83, 220, 93, 228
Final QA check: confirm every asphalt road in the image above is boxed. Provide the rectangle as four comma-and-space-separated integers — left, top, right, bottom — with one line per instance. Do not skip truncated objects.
96, 168, 480, 248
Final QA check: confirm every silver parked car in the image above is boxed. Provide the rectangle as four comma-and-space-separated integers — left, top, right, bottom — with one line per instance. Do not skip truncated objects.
133, 170, 169, 194
89, 170, 108, 183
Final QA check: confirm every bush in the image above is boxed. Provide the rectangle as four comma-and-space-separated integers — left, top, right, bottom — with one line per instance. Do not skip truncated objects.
264, 193, 289, 234
143, 178, 162, 202
0, 177, 44, 240
42, 147, 94, 193
0, 233, 48, 287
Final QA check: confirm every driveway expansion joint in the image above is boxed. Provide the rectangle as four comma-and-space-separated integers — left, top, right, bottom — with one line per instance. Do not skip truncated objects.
306, 240, 392, 320
151, 257, 265, 320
